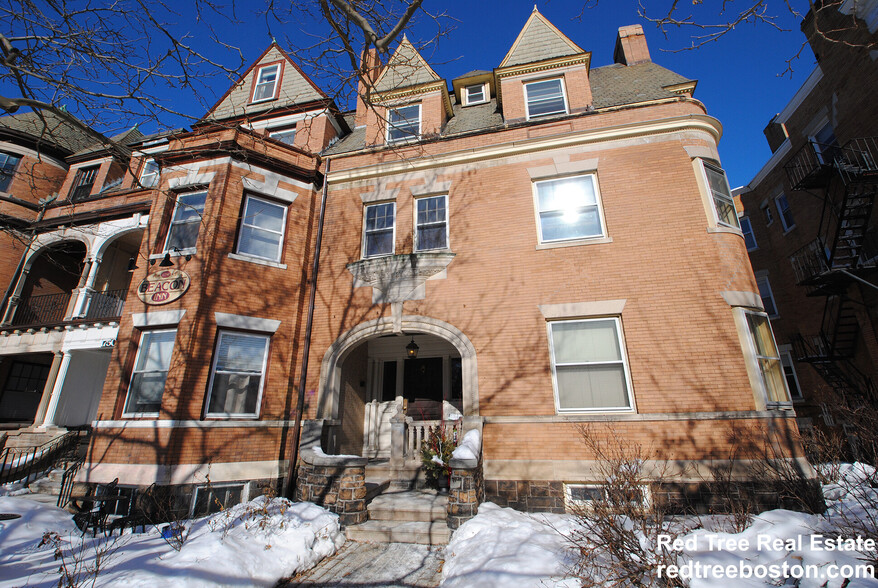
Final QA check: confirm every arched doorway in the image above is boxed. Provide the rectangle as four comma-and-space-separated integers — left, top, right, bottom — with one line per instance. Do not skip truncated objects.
318, 316, 478, 457
12, 241, 86, 326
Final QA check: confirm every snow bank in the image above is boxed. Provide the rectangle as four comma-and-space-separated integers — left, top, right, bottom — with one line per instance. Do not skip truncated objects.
451, 429, 480, 461
0, 495, 343, 587
441, 502, 578, 588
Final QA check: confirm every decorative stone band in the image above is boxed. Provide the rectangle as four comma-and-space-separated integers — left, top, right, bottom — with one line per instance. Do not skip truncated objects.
347, 252, 456, 304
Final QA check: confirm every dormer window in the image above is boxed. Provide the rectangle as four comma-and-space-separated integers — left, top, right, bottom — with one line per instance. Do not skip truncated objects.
525, 78, 567, 119
139, 159, 160, 188
70, 165, 99, 202
387, 104, 420, 143
269, 125, 296, 146
464, 84, 487, 106
251, 64, 280, 103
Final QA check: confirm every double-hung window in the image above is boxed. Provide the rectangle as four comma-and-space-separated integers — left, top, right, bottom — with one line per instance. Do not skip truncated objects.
743, 310, 790, 405
124, 329, 177, 416
756, 275, 778, 318
206, 332, 270, 417
363, 202, 395, 257
269, 125, 296, 145
698, 160, 739, 229
780, 350, 802, 399
811, 122, 840, 165
0, 151, 21, 192
70, 166, 99, 202
165, 191, 207, 252
525, 78, 567, 119
534, 174, 605, 243
464, 84, 487, 105
252, 64, 280, 103
415, 195, 448, 251
741, 216, 757, 250
548, 318, 634, 412
775, 193, 795, 231
387, 104, 420, 143
140, 159, 160, 188
236, 195, 287, 262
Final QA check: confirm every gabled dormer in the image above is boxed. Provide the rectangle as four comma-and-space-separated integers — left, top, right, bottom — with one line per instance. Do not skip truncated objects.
494, 8, 592, 123
199, 43, 345, 154
365, 36, 452, 147
59, 127, 141, 203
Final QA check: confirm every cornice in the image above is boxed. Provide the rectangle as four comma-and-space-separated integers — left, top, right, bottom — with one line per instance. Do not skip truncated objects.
663, 81, 697, 96
494, 54, 591, 105
326, 114, 723, 185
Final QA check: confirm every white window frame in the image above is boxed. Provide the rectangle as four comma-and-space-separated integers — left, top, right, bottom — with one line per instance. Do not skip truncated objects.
547, 317, 635, 414
775, 193, 795, 232
386, 104, 421, 144
810, 121, 839, 165
524, 78, 568, 120
363, 201, 396, 258
139, 159, 160, 188
756, 275, 779, 318
740, 216, 757, 251
204, 331, 270, 419
533, 174, 607, 244
164, 191, 207, 255
268, 124, 297, 146
463, 83, 488, 106
122, 329, 177, 417
739, 308, 791, 407
251, 63, 280, 103
697, 159, 739, 229
414, 194, 449, 252
236, 194, 287, 263
761, 201, 774, 226
779, 347, 803, 399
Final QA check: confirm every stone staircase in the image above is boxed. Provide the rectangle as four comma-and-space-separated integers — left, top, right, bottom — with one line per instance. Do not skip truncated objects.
346, 490, 451, 545
26, 468, 67, 506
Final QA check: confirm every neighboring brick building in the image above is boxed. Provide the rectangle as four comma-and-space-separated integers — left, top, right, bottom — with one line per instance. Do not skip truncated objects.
0, 9, 810, 517
737, 0, 878, 444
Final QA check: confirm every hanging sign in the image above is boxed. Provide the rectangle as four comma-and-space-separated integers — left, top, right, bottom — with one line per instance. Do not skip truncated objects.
137, 268, 190, 305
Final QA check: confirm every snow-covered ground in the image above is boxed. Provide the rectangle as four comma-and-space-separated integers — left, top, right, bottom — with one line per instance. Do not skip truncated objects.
0, 495, 343, 587
443, 463, 878, 587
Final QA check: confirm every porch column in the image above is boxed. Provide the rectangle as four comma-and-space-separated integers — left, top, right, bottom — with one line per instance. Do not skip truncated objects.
70, 257, 99, 317
40, 351, 72, 428
1, 267, 31, 326
390, 405, 406, 468
32, 351, 65, 426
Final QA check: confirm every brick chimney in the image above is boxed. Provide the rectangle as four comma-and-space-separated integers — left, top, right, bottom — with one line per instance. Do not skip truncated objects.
355, 48, 383, 128
613, 24, 651, 66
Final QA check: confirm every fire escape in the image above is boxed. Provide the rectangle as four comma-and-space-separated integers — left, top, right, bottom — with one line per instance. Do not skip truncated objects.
786, 137, 878, 402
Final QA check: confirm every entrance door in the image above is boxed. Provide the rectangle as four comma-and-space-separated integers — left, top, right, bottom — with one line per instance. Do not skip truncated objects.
404, 357, 443, 420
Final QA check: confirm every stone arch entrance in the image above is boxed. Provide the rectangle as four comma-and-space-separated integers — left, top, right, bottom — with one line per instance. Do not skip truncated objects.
317, 316, 478, 457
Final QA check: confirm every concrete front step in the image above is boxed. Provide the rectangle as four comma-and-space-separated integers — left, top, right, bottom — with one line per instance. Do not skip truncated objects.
368, 490, 447, 523
345, 520, 451, 545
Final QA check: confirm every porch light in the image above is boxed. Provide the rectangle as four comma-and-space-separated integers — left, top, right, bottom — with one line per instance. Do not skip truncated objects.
405, 337, 419, 359
126, 257, 139, 272
158, 253, 174, 267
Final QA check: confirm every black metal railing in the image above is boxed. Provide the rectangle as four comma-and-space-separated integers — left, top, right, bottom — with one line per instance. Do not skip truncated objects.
790, 238, 829, 285
784, 140, 840, 191
0, 430, 83, 487
835, 137, 878, 185
11, 292, 72, 327
57, 457, 85, 508
84, 289, 127, 320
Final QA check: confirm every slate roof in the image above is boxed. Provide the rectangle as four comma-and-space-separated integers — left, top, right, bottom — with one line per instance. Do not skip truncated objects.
373, 36, 442, 93
71, 127, 144, 157
323, 61, 694, 157
0, 110, 103, 155
453, 70, 491, 81
500, 9, 584, 68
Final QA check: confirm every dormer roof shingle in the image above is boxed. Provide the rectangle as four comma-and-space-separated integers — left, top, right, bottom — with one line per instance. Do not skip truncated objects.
499, 8, 585, 68
373, 36, 443, 93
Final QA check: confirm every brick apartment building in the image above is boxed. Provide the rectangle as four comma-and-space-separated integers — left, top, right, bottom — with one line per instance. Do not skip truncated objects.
737, 0, 878, 447
0, 9, 809, 518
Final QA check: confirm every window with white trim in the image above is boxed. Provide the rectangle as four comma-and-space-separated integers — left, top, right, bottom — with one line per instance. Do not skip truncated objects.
811, 122, 840, 165
548, 318, 634, 412
0, 151, 21, 192
139, 159, 160, 188
363, 202, 395, 257
525, 78, 567, 119
534, 174, 606, 243
252, 64, 280, 103
236, 195, 287, 262
756, 275, 778, 318
269, 125, 296, 145
780, 350, 802, 399
165, 191, 207, 253
698, 160, 739, 229
740, 216, 757, 250
761, 202, 774, 226
742, 309, 790, 405
387, 104, 420, 143
205, 331, 270, 417
464, 84, 487, 105
775, 193, 795, 231
415, 195, 448, 251
123, 329, 177, 416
